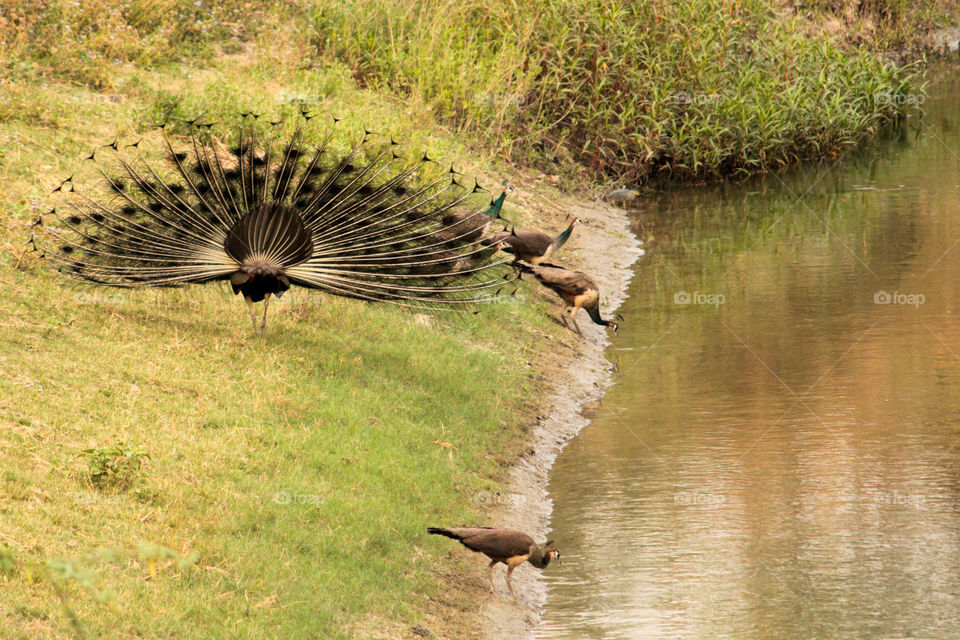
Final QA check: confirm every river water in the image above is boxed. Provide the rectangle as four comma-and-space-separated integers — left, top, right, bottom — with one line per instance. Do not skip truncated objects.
539, 69, 960, 640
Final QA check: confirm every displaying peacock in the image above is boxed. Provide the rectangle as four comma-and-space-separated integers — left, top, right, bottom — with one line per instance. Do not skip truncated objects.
38, 118, 515, 331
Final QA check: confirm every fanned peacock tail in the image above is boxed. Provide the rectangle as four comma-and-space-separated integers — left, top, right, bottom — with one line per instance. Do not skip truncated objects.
41, 119, 516, 328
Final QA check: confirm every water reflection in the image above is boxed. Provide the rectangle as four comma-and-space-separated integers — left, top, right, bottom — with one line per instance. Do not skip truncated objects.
539, 68, 960, 640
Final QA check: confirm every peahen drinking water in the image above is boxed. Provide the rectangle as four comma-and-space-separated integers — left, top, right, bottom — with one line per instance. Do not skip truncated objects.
39, 119, 515, 331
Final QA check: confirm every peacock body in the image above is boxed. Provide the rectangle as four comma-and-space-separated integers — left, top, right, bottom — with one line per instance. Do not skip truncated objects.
41, 120, 514, 330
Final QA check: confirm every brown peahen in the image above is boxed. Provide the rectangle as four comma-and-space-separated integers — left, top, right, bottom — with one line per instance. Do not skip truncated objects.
519, 263, 620, 335
38, 119, 514, 331
427, 526, 560, 599
487, 217, 579, 264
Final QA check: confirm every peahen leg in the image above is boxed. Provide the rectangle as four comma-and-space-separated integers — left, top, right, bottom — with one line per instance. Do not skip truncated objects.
505, 564, 517, 600
487, 560, 498, 594
568, 307, 583, 336
558, 304, 571, 330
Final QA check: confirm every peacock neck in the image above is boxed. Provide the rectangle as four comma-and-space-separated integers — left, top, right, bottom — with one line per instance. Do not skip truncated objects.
484, 190, 507, 219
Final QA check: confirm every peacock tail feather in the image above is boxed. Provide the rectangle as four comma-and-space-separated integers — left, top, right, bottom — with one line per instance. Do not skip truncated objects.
41, 120, 515, 312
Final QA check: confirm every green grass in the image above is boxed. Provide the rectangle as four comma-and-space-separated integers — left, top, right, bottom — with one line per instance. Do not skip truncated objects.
308, 0, 932, 182
0, 46, 557, 640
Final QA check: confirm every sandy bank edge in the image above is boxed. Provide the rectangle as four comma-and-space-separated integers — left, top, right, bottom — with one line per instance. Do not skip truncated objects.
480, 188, 643, 639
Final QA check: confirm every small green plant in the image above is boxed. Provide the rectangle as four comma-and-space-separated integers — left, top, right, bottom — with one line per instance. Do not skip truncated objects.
0, 545, 16, 576
79, 444, 150, 490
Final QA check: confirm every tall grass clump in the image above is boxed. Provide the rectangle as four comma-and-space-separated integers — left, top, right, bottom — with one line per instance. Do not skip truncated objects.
309, 0, 923, 182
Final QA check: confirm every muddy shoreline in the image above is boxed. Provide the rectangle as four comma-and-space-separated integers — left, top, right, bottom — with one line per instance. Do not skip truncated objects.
480, 185, 643, 639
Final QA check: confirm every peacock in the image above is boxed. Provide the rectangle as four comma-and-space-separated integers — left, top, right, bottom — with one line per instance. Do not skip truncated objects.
38, 118, 515, 331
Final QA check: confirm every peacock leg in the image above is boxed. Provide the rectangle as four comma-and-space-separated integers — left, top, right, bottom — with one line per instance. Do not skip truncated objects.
245, 297, 258, 331
260, 293, 271, 332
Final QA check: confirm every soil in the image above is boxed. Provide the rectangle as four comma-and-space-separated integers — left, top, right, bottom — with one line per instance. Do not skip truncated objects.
410, 171, 641, 640
479, 174, 643, 639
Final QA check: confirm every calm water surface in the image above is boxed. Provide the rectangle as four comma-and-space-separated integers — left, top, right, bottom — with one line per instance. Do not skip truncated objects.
539, 69, 960, 640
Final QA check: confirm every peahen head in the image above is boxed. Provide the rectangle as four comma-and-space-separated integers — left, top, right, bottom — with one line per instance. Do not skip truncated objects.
534, 539, 561, 567
545, 547, 561, 565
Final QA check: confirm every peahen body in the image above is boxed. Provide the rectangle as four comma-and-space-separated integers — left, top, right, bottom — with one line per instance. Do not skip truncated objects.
436, 186, 510, 246
427, 526, 560, 599
487, 217, 579, 264
41, 120, 513, 331
519, 263, 620, 336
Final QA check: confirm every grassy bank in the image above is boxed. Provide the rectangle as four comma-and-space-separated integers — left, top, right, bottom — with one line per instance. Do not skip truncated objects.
0, 36, 565, 640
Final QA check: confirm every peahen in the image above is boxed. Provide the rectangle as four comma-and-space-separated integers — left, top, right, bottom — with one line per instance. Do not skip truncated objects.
427, 526, 560, 599
486, 217, 579, 265
518, 262, 620, 335
39, 119, 514, 331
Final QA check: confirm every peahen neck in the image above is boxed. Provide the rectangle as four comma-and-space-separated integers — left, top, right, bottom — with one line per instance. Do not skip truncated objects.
586, 305, 610, 327
552, 221, 575, 250
527, 545, 552, 569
